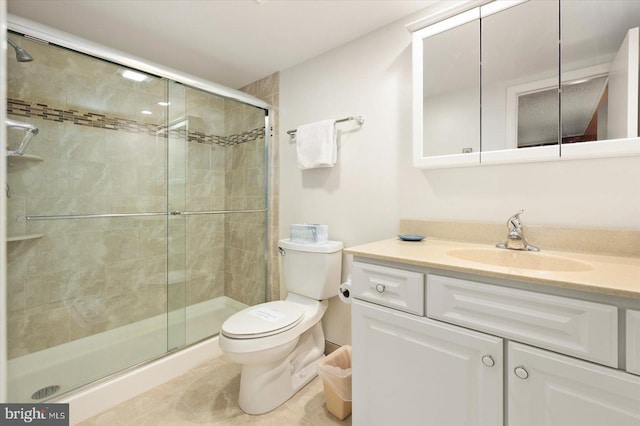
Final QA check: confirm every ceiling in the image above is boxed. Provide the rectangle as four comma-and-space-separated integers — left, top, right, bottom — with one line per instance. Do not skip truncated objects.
7, 0, 436, 89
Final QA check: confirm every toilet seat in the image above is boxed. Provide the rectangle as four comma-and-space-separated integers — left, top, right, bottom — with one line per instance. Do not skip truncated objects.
222, 301, 304, 339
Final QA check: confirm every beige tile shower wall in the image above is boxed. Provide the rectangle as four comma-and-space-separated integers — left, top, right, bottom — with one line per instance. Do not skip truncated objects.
8, 38, 167, 124
6, 117, 168, 359
183, 86, 227, 306
184, 138, 226, 306
223, 98, 267, 305
185, 215, 225, 304
240, 72, 279, 302
224, 212, 267, 306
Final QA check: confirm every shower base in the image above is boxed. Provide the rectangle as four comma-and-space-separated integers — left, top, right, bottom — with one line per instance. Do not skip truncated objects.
7, 296, 246, 414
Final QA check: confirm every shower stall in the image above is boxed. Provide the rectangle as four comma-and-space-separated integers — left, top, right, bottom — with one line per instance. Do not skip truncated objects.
3, 28, 270, 403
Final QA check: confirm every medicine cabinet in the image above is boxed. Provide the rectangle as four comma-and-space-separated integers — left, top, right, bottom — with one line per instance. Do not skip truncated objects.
411, 0, 640, 168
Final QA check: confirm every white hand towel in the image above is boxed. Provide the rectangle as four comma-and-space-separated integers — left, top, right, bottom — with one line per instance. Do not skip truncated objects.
296, 119, 337, 169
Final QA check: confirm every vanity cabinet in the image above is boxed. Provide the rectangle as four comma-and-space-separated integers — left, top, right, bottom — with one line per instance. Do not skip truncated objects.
350, 260, 640, 426
352, 299, 503, 426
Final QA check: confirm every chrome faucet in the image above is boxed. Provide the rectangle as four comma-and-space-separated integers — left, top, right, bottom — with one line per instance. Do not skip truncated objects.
496, 209, 539, 252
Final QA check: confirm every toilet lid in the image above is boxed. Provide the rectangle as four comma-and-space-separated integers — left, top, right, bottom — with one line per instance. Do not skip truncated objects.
221, 301, 305, 339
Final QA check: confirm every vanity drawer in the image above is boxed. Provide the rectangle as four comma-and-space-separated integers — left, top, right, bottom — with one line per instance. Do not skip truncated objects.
627, 310, 640, 375
427, 274, 618, 367
351, 262, 424, 315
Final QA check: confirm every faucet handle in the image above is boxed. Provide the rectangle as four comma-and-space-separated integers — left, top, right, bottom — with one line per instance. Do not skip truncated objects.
506, 209, 525, 231
498, 209, 540, 251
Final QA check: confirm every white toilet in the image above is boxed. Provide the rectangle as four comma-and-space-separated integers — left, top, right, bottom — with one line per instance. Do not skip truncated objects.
219, 238, 343, 415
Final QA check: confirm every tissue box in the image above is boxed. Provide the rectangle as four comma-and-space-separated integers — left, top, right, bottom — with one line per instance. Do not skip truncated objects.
290, 224, 328, 244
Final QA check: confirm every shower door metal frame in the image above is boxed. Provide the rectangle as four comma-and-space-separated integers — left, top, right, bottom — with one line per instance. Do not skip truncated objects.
262, 111, 271, 303
1, 1, 10, 404
6, 15, 270, 111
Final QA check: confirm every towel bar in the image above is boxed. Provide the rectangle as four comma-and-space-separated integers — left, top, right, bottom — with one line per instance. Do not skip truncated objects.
287, 116, 364, 141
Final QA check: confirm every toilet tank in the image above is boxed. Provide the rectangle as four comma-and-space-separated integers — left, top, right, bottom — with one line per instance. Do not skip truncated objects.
278, 239, 343, 300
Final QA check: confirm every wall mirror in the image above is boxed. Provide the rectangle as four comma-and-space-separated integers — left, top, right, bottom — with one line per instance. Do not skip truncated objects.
411, 0, 640, 169
419, 9, 480, 167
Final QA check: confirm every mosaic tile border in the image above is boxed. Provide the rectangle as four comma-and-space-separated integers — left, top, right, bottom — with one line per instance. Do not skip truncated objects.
7, 98, 264, 147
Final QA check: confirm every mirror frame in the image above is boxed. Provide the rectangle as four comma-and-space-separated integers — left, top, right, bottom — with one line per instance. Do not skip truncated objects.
410, 0, 640, 169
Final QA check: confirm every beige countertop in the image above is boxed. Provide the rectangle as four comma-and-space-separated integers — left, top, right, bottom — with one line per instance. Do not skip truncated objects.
345, 237, 640, 299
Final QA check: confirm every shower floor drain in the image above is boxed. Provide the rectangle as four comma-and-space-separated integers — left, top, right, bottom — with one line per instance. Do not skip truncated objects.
31, 385, 61, 400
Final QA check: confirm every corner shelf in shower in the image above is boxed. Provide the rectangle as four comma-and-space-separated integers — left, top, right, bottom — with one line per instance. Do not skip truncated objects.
7, 233, 44, 242
6, 152, 44, 165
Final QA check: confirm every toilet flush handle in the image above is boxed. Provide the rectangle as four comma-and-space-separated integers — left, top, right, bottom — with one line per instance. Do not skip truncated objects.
279, 247, 286, 256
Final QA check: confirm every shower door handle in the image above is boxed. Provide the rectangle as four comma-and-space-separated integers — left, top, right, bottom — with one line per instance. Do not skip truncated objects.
18, 209, 266, 221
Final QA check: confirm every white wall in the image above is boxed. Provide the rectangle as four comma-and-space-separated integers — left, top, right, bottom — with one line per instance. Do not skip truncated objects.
279, 19, 407, 345
280, 7, 640, 346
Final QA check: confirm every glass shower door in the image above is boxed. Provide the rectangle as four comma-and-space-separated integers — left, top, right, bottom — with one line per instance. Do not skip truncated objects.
178, 85, 269, 346
167, 81, 187, 350
5, 36, 172, 401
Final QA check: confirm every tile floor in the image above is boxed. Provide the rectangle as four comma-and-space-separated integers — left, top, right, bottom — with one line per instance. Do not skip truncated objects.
78, 356, 352, 425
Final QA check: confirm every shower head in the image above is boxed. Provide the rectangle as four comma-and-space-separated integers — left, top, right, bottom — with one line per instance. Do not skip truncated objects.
7, 38, 33, 62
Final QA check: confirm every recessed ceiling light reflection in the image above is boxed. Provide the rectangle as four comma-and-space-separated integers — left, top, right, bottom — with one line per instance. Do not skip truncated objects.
141, 110, 153, 115
121, 70, 150, 82
158, 101, 171, 106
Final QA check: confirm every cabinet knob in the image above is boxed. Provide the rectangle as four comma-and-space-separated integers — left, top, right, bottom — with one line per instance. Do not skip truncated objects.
481, 355, 495, 367
375, 284, 386, 293
514, 365, 529, 379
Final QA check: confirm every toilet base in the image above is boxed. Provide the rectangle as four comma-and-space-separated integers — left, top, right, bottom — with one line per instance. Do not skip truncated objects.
238, 322, 326, 415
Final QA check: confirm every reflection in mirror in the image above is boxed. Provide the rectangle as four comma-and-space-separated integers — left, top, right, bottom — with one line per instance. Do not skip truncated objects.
559, 75, 608, 143
481, 0, 559, 152
422, 18, 480, 157
517, 75, 608, 147
562, 0, 640, 144
517, 87, 562, 147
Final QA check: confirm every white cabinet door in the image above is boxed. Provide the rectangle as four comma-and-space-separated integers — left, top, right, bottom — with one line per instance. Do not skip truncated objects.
352, 299, 503, 426
508, 342, 640, 426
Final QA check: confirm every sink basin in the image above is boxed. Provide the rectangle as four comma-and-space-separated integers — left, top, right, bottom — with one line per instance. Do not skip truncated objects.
446, 247, 592, 272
